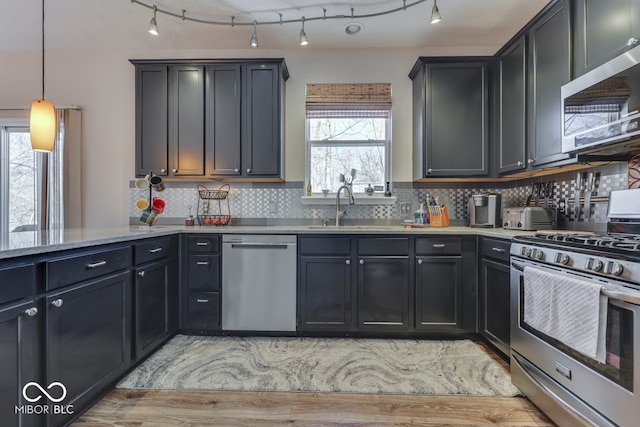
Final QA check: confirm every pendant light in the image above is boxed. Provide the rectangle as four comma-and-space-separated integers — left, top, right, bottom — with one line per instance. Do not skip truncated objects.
249, 20, 259, 47
30, 0, 56, 152
430, 0, 442, 24
299, 16, 309, 46
148, 5, 159, 35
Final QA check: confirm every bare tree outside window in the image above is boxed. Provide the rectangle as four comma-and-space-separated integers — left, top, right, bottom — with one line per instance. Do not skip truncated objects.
8, 129, 38, 232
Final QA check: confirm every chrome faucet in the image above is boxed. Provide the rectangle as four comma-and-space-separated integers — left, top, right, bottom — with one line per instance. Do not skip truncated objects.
336, 184, 355, 226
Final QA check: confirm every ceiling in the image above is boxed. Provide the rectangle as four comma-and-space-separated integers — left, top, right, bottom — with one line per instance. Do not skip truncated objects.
0, 0, 552, 52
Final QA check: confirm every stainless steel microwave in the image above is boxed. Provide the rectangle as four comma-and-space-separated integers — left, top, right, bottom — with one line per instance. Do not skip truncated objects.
561, 44, 640, 155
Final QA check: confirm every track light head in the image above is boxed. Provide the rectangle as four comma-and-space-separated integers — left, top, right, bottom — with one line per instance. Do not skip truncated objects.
299, 17, 309, 46
430, 0, 441, 24
250, 20, 259, 47
148, 5, 159, 35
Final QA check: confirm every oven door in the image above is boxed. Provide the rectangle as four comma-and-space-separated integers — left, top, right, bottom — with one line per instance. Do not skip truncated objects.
510, 258, 640, 427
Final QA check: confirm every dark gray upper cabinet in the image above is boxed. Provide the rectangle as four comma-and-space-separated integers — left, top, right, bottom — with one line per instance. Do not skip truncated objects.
573, 0, 640, 77
495, 37, 527, 174
410, 58, 490, 178
169, 66, 205, 176
206, 65, 241, 176
527, 0, 572, 167
135, 65, 168, 177
132, 58, 288, 180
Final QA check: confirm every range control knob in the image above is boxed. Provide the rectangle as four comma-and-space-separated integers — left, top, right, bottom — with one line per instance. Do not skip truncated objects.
588, 258, 604, 272
522, 247, 532, 257
554, 253, 570, 265
533, 249, 544, 260
608, 262, 624, 276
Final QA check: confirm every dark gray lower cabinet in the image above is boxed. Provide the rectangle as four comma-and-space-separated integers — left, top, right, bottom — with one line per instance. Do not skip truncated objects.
299, 257, 351, 330
134, 260, 171, 359
357, 257, 410, 330
46, 271, 132, 427
415, 256, 462, 331
0, 298, 42, 427
479, 237, 511, 356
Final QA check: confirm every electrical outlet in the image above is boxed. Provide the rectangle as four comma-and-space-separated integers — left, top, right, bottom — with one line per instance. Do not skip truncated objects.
268, 201, 277, 214
400, 202, 411, 214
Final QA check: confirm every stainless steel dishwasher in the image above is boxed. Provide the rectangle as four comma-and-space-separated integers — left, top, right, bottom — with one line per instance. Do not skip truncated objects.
222, 234, 297, 331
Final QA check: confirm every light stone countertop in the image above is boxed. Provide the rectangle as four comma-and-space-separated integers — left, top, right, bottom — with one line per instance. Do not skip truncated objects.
0, 224, 534, 260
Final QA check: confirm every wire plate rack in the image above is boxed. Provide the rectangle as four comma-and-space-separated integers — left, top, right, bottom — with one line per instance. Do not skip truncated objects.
196, 184, 231, 226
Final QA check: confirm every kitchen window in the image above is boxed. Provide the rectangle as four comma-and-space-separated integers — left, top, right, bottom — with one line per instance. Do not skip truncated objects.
305, 83, 391, 195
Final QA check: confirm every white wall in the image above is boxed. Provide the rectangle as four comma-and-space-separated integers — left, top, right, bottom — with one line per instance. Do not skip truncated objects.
0, 46, 491, 228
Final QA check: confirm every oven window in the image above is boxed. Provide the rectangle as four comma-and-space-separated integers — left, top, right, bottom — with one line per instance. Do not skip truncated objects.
521, 284, 634, 392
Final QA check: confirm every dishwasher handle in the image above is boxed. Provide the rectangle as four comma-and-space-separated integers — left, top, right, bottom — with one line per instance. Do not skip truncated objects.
229, 243, 291, 250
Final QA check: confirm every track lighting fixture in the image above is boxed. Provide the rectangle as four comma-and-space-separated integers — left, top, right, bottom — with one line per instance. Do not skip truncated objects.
131, 0, 443, 46
299, 16, 309, 46
249, 20, 258, 47
430, 0, 441, 24
148, 5, 159, 35
30, 0, 55, 152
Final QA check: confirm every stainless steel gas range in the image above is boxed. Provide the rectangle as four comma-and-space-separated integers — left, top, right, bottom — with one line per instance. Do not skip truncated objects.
510, 188, 640, 427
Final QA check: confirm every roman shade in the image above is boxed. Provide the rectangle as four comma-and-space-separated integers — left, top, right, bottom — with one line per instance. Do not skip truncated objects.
305, 83, 391, 111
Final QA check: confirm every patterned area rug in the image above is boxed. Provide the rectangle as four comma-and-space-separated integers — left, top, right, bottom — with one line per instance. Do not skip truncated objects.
117, 335, 520, 397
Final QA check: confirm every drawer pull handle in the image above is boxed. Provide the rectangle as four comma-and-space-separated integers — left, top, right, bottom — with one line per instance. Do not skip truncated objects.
196, 299, 209, 303
491, 247, 505, 254
432, 244, 446, 248
149, 248, 163, 253
86, 260, 107, 269
51, 299, 63, 308
196, 242, 209, 246
196, 261, 209, 266
25, 307, 38, 317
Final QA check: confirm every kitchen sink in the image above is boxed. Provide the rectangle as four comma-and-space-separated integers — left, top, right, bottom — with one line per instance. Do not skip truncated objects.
306, 225, 400, 230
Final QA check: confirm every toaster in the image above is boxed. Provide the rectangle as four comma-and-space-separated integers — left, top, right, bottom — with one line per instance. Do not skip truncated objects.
502, 206, 556, 231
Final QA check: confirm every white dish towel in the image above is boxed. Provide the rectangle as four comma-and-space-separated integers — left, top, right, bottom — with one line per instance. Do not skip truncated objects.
523, 266, 607, 363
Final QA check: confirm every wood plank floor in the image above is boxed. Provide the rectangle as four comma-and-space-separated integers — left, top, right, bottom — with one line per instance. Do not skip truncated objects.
72, 343, 556, 426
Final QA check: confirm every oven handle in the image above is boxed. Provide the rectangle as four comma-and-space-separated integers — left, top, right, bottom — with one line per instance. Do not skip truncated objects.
511, 261, 525, 272
602, 288, 640, 305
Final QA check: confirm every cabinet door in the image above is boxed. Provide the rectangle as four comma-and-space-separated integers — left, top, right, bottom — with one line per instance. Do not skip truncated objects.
168, 66, 205, 176
527, 0, 572, 167
0, 299, 42, 427
573, 0, 640, 77
357, 257, 409, 330
135, 65, 168, 177
206, 65, 241, 176
134, 260, 170, 359
299, 256, 352, 330
46, 271, 131, 427
425, 62, 489, 177
242, 64, 281, 177
415, 256, 462, 331
496, 37, 527, 174
480, 258, 511, 356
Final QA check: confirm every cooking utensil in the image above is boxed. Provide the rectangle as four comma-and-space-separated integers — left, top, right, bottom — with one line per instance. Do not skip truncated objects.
534, 183, 541, 207
574, 172, 582, 221
542, 183, 550, 207
584, 172, 595, 222
526, 184, 535, 206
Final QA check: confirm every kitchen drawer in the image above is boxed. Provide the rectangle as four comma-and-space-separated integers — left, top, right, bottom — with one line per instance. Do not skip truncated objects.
187, 292, 220, 329
187, 235, 220, 253
481, 237, 511, 263
0, 262, 36, 305
187, 254, 220, 290
299, 236, 351, 256
134, 237, 172, 265
46, 246, 131, 291
415, 238, 461, 255
358, 237, 409, 256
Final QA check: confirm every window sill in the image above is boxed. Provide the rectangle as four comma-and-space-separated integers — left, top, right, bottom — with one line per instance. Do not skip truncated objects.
301, 195, 397, 206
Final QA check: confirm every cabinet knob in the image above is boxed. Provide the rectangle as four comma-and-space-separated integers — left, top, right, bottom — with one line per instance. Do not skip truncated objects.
138, 270, 145, 277
527, 158, 534, 165
246, 168, 251, 173
517, 160, 523, 166
172, 168, 178, 173
417, 259, 423, 265
359, 259, 364, 265
427, 168, 433, 174
160, 169, 166, 173
345, 259, 351, 265
51, 299, 63, 308
25, 307, 38, 317
628, 37, 639, 46
234, 168, 239, 173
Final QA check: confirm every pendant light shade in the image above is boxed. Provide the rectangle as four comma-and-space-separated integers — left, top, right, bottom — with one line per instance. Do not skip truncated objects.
30, 99, 56, 152
430, 0, 441, 24
250, 20, 259, 47
30, 0, 55, 152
